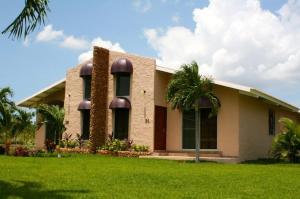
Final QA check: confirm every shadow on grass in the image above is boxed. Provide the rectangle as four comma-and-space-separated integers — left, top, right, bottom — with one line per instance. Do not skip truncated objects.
0, 180, 90, 199
241, 158, 300, 165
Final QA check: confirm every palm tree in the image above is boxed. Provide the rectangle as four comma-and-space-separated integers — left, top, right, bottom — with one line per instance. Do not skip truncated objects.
37, 104, 65, 144
2, 0, 50, 39
166, 61, 219, 162
271, 118, 300, 163
0, 87, 34, 153
11, 108, 34, 143
0, 87, 14, 105
0, 87, 15, 154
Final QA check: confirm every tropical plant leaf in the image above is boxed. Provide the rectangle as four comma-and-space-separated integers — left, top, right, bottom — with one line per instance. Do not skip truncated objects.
2, 0, 50, 39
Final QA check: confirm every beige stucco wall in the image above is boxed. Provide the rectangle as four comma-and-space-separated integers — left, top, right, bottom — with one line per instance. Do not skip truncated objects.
214, 85, 240, 157
164, 82, 240, 157
239, 95, 300, 161
63, 63, 85, 139
35, 123, 45, 148
154, 71, 171, 107
34, 87, 65, 148
107, 51, 156, 150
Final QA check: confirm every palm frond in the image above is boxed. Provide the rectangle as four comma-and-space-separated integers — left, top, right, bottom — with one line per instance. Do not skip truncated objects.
2, 0, 50, 39
166, 61, 219, 115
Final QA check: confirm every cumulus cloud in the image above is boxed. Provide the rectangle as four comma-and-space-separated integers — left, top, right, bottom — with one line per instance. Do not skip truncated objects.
60, 36, 89, 50
78, 37, 125, 63
35, 24, 125, 63
36, 25, 64, 42
144, 0, 300, 94
132, 0, 152, 13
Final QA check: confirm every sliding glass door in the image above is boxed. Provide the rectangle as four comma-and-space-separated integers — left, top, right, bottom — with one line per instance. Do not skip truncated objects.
182, 109, 217, 149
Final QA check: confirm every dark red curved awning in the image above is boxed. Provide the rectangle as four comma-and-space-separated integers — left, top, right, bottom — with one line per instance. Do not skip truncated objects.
198, 96, 221, 108
80, 62, 93, 77
111, 58, 133, 74
109, 97, 131, 109
78, 100, 91, 110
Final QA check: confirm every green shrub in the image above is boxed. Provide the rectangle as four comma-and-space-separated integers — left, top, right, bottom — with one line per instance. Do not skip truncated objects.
101, 138, 133, 152
271, 118, 300, 163
100, 137, 149, 153
132, 144, 149, 152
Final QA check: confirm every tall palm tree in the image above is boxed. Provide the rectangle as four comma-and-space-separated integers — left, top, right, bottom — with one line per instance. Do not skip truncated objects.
166, 61, 219, 162
2, 0, 50, 39
37, 104, 65, 144
271, 117, 300, 163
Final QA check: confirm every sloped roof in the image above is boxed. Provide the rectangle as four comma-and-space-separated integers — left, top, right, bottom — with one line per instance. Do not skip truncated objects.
17, 78, 66, 107
156, 65, 300, 113
16, 64, 299, 113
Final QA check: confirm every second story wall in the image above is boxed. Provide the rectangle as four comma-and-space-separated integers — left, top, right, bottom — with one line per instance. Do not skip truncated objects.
64, 63, 84, 138
107, 50, 156, 149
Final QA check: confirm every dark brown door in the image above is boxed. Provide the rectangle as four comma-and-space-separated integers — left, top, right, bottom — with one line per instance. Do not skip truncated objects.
154, 106, 167, 150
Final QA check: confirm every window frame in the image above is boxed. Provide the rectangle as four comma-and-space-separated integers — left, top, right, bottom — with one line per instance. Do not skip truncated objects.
83, 76, 91, 100
81, 110, 90, 140
268, 109, 275, 136
115, 74, 131, 97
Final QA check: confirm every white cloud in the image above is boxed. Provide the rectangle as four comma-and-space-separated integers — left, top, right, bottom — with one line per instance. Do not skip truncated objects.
171, 14, 180, 23
35, 24, 125, 63
144, 0, 300, 97
132, 0, 152, 13
78, 37, 125, 63
60, 36, 89, 50
36, 25, 64, 42
23, 37, 30, 47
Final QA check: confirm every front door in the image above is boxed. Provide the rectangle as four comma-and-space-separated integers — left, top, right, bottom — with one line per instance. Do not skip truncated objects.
154, 106, 167, 150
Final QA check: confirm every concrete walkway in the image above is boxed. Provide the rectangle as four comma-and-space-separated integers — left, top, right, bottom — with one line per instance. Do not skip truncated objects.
140, 155, 239, 163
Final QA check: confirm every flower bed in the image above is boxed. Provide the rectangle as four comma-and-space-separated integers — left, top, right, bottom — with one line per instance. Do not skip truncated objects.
97, 150, 151, 157
58, 147, 90, 154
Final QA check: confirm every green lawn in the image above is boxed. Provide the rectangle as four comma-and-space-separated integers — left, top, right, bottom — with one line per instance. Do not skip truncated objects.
0, 155, 299, 199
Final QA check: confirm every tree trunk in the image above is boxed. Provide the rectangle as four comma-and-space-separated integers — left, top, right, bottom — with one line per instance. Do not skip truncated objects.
195, 106, 201, 163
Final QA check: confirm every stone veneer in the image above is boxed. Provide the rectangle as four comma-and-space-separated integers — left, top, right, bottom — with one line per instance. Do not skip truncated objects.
90, 47, 109, 151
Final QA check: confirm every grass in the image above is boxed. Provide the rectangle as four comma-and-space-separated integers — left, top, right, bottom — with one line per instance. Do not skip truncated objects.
0, 155, 299, 199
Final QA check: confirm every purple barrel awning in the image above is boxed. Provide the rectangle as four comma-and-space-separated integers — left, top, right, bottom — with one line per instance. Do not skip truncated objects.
197, 96, 220, 108
80, 62, 93, 77
78, 100, 91, 110
111, 58, 133, 74
109, 97, 131, 109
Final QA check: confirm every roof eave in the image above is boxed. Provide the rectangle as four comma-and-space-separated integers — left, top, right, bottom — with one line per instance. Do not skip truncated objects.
17, 78, 66, 108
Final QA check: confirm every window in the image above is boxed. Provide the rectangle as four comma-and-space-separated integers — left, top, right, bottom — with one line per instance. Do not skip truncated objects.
182, 109, 217, 149
114, 109, 129, 140
269, 110, 275, 135
116, 74, 130, 96
83, 76, 91, 100
81, 110, 90, 140
182, 110, 196, 149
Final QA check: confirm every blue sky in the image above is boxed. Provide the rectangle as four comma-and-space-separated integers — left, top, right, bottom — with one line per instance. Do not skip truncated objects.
1, 0, 299, 107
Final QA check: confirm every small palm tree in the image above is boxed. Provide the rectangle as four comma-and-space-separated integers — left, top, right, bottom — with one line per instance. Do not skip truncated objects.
271, 118, 300, 163
166, 61, 219, 162
37, 104, 65, 144
2, 0, 50, 39
11, 108, 34, 143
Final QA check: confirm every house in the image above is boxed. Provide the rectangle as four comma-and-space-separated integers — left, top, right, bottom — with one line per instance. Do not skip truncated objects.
18, 47, 300, 161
